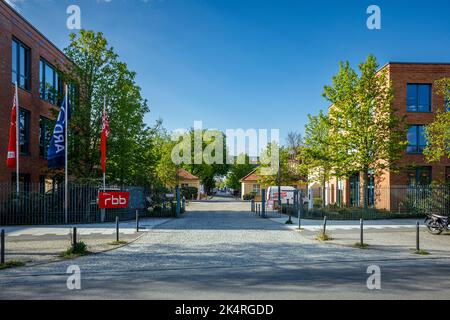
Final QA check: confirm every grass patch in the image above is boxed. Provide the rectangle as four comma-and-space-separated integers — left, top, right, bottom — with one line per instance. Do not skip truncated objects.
413, 249, 430, 256
108, 240, 128, 246
354, 243, 370, 249
59, 241, 89, 259
315, 232, 333, 241
0, 260, 25, 270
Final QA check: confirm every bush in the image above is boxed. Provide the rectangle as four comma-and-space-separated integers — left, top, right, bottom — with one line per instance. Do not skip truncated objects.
60, 241, 88, 259
181, 187, 198, 200
243, 192, 257, 201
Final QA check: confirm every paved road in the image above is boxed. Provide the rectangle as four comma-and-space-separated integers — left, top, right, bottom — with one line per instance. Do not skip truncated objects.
1, 198, 450, 300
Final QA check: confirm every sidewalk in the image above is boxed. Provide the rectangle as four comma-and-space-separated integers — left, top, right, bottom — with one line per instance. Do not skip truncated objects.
2, 217, 171, 237
269, 216, 450, 257
1, 218, 172, 266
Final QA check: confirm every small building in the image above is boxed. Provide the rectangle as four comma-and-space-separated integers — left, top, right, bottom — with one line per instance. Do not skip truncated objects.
178, 168, 201, 200
240, 169, 261, 200
240, 167, 306, 200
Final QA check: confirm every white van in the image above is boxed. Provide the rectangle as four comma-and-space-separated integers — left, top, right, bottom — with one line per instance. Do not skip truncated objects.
266, 186, 309, 209
266, 186, 296, 209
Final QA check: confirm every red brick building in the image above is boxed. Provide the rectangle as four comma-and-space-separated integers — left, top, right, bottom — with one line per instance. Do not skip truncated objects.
325, 62, 450, 211
0, 1, 71, 187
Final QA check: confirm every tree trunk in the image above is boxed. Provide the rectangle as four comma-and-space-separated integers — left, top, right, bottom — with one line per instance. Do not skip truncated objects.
322, 176, 326, 209
362, 170, 369, 210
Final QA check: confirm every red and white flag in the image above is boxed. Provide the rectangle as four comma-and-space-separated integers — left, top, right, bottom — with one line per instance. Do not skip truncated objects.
101, 107, 110, 173
6, 85, 19, 169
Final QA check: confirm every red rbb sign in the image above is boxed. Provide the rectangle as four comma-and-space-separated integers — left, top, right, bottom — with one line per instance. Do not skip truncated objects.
98, 192, 130, 209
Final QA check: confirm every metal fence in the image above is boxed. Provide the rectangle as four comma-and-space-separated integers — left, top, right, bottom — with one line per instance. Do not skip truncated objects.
0, 182, 154, 226
255, 185, 450, 220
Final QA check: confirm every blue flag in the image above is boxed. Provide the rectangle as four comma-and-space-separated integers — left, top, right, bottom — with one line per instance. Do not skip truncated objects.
48, 96, 71, 168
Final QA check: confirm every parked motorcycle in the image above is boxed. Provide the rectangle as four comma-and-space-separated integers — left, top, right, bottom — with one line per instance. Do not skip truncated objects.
424, 213, 450, 235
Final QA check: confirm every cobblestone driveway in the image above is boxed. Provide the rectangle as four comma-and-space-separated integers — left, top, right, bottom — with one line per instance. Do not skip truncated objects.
1, 199, 450, 300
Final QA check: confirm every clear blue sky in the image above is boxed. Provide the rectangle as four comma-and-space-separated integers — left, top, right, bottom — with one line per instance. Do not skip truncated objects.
9, 0, 450, 144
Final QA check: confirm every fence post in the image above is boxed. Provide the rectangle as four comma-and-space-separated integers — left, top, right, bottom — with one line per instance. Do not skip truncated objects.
1, 229, 5, 265
298, 191, 303, 229
287, 199, 292, 223
72, 227, 77, 250
261, 189, 266, 218
360, 218, 364, 246
416, 221, 420, 252
116, 216, 120, 243
136, 210, 140, 232
323, 216, 328, 236
176, 186, 181, 218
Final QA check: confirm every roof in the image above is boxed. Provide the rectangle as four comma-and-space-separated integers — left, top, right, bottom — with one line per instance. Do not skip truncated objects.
240, 169, 259, 183
178, 168, 199, 181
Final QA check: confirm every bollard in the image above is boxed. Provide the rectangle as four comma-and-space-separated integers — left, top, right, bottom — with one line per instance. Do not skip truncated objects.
287, 199, 292, 223
116, 216, 120, 243
323, 216, 328, 236
1, 229, 5, 265
136, 210, 140, 232
298, 191, 303, 229
416, 221, 420, 251
72, 227, 77, 250
251, 199, 255, 213
261, 189, 266, 218
360, 218, 364, 246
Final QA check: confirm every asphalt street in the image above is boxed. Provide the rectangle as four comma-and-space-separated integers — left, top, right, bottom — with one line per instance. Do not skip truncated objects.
1, 197, 450, 300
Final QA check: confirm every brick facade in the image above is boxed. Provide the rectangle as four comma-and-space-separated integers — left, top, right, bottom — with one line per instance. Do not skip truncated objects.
326, 63, 450, 211
0, 1, 70, 183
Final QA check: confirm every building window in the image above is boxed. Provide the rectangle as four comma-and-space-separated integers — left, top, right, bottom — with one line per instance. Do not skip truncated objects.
407, 125, 427, 154
12, 38, 31, 90
19, 108, 30, 155
252, 184, 261, 195
181, 183, 189, 188
407, 84, 432, 112
40, 59, 62, 104
407, 167, 432, 186
39, 117, 53, 158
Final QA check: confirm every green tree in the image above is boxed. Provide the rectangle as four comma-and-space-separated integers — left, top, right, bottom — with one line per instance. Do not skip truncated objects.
424, 78, 450, 164
183, 129, 230, 194
257, 143, 298, 188
62, 30, 150, 185
225, 154, 255, 191
323, 55, 407, 208
300, 111, 334, 205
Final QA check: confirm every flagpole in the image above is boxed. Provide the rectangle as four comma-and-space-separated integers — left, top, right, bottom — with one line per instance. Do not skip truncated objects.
15, 82, 19, 197
64, 85, 69, 224
103, 96, 106, 192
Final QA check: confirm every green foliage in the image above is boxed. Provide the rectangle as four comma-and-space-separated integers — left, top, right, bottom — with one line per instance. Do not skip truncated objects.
243, 192, 257, 200
61, 30, 153, 186
60, 241, 88, 259
424, 78, 450, 163
300, 110, 334, 203
257, 143, 301, 188
181, 187, 198, 200
225, 154, 255, 191
322, 55, 407, 208
182, 129, 230, 194
0, 260, 25, 270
